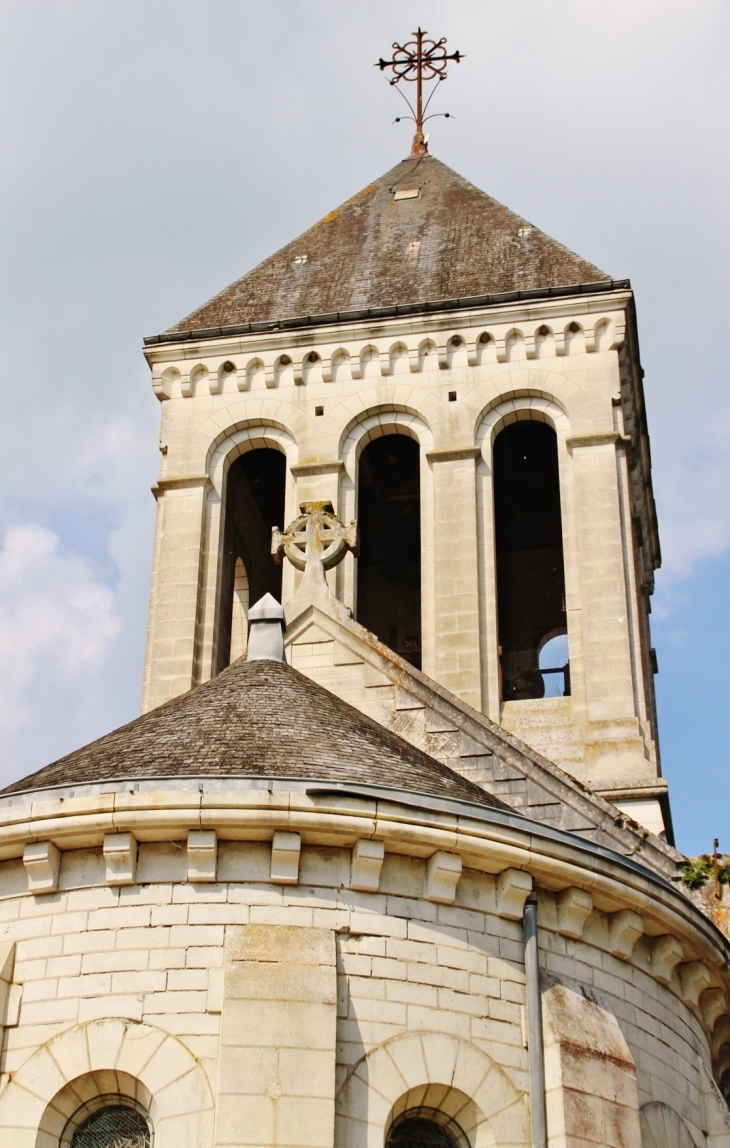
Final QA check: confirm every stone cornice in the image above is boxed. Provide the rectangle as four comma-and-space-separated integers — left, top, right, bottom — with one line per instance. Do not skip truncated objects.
0, 782, 726, 976
142, 288, 632, 367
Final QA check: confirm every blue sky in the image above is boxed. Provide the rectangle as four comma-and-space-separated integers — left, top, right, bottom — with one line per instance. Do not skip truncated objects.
0, 1, 727, 854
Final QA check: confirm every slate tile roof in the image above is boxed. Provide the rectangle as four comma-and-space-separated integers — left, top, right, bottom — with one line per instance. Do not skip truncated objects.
1, 658, 507, 809
162, 155, 610, 336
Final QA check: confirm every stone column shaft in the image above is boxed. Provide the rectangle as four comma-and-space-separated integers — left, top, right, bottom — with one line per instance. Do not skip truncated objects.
430, 449, 482, 710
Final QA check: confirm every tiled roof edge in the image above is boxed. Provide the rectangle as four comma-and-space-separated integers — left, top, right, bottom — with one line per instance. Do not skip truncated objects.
144, 279, 631, 347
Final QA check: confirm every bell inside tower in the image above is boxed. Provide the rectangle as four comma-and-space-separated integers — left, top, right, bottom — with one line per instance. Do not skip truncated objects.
494, 420, 569, 700
357, 435, 422, 668
217, 447, 286, 671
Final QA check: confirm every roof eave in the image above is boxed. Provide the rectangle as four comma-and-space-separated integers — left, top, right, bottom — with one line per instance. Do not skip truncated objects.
144, 279, 630, 349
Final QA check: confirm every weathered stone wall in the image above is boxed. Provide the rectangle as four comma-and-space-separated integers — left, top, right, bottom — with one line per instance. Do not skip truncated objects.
0, 829, 727, 1147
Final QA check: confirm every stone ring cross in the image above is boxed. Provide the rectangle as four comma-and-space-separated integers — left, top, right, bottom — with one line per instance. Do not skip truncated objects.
272, 501, 358, 571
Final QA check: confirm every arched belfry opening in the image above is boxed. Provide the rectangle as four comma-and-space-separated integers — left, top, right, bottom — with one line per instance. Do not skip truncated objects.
357, 435, 421, 668
493, 420, 569, 700
217, 447, 286, 672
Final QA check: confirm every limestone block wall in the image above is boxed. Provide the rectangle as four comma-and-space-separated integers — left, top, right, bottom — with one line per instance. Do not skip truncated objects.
141, 288, 661, 807
0, 788, 727, 1146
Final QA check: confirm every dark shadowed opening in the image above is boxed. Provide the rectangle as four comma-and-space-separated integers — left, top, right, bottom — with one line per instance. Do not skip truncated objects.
357, 435, 421, 668
493, 420, 569, 700
217, 448, 286, 672
386, 1108, 469, 1148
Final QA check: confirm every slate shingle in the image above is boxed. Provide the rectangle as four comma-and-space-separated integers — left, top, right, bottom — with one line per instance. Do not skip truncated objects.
162, 155, 609, 337
1, 658, 507, 810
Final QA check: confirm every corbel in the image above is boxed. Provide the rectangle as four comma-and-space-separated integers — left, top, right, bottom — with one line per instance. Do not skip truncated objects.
554, 331, 567, 356
379, 351, 392, 376
495, 337, 508, 363
700, 988, 728, 1032
270, 831, 301, 884
409, 348, 421, 373
180, 370, 193, 398
350, 839, 385, 892
437, 341, 449, 369
426, 851, 462, 904
151, 364, 172, 401
525, 334, 537, 359
680, 960, 713, 1009
23, 841, 61, 894
556, 887, 593, 938
321, 357, 333, 382
293, 357, 305, 385
607, 908, 643, 960
0, 941, 17, 1026
712, 1014, 730, 1058
584, 325, 597, 353
351, 350, 364, 379
466, 339, 479, 367
610, 320, 626, 349
496, 868, 532, 919
187, 830, 218, 883
650, 934, 683, 984
103, 832, 138, 886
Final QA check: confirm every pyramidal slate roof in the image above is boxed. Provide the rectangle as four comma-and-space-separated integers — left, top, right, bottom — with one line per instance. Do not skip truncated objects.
1, 658, 506, 810
162, 155, 610, 337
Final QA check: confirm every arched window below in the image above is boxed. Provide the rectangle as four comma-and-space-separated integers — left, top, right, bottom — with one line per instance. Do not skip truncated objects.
63, 1095, 152, 1148
538, 632, 570, 697
357, 435, 421, 668
493, 420, 569, 701
217, 447, 286, 672
230, 556, 250, 662
386, 1107, 469, 1148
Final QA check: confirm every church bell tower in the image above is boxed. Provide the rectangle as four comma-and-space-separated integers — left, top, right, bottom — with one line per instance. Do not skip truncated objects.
141, 53, 667, 839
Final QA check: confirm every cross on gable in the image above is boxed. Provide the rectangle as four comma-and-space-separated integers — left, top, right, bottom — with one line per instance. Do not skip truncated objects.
272, 502, 358, 572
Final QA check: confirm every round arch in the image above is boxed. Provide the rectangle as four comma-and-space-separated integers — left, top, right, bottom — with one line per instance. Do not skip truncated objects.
474, 389, 574, 719
44, 1070, 153, 1148
474, 390, 570, 460
337, 405, 435, 671
640, 1101, 697, 1148
0, 1018, 214, 1148
339, 405, 434, 472
207, 419, 298, 496
335, 1031, 527, 1148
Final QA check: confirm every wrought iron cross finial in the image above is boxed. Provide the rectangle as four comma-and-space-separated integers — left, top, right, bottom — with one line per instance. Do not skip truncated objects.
376, 27, 463, 157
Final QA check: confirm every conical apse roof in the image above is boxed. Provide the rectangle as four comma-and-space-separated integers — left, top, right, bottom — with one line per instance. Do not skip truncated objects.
1, 658, 507, 809
161, 155, 610, 337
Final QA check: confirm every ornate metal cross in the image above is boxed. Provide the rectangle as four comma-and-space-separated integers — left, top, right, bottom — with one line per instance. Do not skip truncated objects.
376, 27, 463, 156
272, 502, 358, 573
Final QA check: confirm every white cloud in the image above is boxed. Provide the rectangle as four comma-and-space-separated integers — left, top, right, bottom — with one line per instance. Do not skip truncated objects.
0, 524, 121, 781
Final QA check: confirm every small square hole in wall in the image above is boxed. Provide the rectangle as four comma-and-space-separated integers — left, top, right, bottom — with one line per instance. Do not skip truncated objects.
448, 391, 457, 402
315, 405, 324, 416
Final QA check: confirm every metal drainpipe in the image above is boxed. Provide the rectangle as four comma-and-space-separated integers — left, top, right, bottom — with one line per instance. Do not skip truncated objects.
524, 892, 547, 1148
